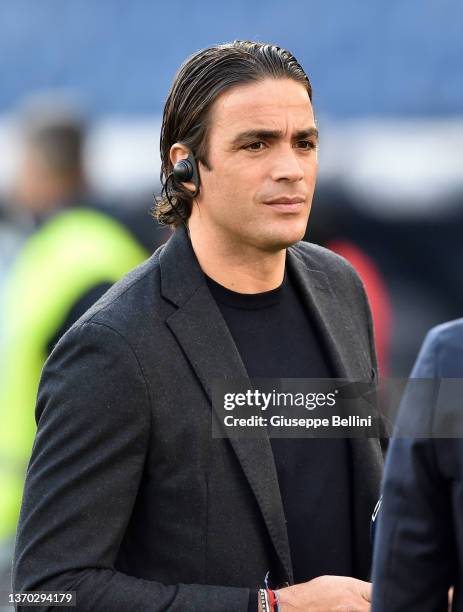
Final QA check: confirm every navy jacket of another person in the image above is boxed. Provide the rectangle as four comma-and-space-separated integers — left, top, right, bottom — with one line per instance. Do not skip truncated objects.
372, 318, 463, 611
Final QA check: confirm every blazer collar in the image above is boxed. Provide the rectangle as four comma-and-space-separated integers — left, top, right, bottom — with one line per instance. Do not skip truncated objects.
160, 227, 367, 380
159, 226, 205, 307
286, 246, 349, 378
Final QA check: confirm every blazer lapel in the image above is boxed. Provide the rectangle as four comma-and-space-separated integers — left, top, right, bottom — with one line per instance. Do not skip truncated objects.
287, 246, 383, 579
160, 228, 293, 583
286, 248, 350, 379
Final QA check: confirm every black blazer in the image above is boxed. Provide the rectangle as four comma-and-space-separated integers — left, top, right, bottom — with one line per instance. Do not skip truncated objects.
14, 227, 383, 611
372, 319, 463, 612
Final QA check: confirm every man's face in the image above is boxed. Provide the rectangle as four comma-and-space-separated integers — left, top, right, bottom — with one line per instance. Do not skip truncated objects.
193, 77, 318, 252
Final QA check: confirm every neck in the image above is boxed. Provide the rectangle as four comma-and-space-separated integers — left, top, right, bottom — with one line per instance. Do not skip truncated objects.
187, 222, 286, 294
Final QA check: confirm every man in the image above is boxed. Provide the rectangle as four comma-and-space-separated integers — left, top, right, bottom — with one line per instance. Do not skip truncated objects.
372, 319, 463, 611
14, 41, 382, 611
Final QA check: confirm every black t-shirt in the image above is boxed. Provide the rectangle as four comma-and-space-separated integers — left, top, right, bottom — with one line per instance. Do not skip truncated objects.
206, 270, 353, 586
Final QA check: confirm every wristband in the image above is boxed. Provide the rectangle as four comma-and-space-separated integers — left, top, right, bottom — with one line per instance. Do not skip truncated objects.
267, 589, 276, 611
258, 588, 270, 612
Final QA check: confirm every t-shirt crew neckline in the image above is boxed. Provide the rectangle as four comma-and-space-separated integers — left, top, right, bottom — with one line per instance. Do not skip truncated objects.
205, 272, 287, 310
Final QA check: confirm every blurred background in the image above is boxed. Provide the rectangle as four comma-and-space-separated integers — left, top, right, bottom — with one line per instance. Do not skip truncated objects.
0, 0, 462, 601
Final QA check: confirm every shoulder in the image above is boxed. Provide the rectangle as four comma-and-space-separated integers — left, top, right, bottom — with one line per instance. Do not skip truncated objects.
290, 240, 362, 280
86, 248, 163, 321
412, 318, 463, 378
42, 252, 163, 406
289, 240, 366, 299
425, 318, 463, 347
59, 244, 166, 346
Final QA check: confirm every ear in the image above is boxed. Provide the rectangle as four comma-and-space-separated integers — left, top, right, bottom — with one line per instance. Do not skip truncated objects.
169, 143, 197, 194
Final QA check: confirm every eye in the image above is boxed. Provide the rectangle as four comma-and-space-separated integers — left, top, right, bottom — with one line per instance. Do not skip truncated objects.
295, 140, 317, 150
244, 141, 266, 151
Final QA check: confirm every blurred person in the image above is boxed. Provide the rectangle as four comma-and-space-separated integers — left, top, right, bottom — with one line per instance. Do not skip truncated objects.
0, 205, 28, 313
328, 240, 391, 376
0, 105, 148, 579
372, 319, 463, 611
13, 42, 382, 611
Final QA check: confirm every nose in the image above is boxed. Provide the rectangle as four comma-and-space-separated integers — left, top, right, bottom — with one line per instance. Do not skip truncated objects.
270, 146, 306, 182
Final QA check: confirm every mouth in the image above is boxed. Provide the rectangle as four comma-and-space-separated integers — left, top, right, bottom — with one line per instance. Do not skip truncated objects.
263, 197, 306, 212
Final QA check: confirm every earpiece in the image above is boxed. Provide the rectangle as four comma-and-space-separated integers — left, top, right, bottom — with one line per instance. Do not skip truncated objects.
172, 159, 193, 182
172, 150, 200, 197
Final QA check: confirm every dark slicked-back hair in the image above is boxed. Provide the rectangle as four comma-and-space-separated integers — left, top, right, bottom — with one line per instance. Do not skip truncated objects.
154, 40, 312, 227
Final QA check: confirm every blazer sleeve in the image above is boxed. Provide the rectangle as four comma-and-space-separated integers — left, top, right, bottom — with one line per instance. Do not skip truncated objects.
13, 321, 252, 612
372, 435, 454, 611
371, 331, 454, 611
